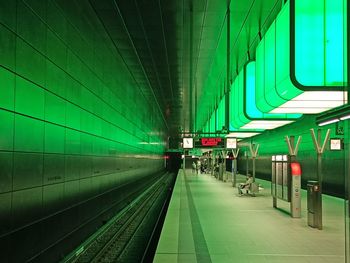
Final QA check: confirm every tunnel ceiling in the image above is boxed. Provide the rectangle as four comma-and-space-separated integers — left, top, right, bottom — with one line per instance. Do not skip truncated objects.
89, 0, 282, 136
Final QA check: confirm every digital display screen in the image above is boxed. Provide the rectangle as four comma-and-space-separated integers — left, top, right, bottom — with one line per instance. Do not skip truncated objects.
194, 138, 225, 148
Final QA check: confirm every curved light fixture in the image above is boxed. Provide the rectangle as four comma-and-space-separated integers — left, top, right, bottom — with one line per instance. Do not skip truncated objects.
255, 0, 347, 114
229, 61, 301, 130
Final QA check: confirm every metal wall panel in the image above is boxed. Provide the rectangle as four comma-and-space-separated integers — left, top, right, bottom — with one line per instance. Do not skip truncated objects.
13, 152, 43, 190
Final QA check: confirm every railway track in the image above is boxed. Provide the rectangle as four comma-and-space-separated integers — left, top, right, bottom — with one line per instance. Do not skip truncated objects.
62, 172, 174, 263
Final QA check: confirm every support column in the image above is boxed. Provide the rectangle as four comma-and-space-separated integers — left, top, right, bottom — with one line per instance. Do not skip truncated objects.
225, 5, 230, 131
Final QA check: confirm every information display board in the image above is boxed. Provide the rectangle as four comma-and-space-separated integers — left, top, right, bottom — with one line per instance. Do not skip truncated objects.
194, 138, 225, 148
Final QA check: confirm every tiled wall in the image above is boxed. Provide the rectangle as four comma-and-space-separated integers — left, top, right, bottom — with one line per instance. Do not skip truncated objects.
0, 1, 166, 261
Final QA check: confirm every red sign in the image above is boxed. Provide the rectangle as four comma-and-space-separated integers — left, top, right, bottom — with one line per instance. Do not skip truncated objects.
201, 138, 222, 146
291, 162, 301, 176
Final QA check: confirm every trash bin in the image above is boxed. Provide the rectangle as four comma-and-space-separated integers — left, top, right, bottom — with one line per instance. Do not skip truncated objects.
307, 180, 321, 228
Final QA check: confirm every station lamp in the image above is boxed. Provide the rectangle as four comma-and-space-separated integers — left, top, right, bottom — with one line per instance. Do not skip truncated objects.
255, 0, 347, 114
229, 61, 301, 131
316, 104, 350, 126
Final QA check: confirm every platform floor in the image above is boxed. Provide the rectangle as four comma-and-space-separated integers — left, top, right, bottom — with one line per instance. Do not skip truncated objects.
153, 169, 345, 263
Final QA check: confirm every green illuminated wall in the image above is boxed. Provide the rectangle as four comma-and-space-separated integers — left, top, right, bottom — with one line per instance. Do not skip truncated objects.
0, 1, 166, 261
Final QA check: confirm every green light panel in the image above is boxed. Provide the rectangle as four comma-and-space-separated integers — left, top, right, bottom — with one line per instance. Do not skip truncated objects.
230, 70, 249, 129
216, 99, 225, 131
295, 0, 347, 86
255, 0, 347, 114
229, 63, 298, 130
210, 112, 215, 133
246, 61, 301, 119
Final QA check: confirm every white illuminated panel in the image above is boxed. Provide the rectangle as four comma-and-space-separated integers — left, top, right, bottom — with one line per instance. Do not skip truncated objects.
183, 138, 193, 149
270, 91, 347, 114
330, 139, 342, 150
226, 138, 237, 149
225, 132, 260, 138
319, 119, 339, 126
241, 120, 293, 130
340, 114, 350, 120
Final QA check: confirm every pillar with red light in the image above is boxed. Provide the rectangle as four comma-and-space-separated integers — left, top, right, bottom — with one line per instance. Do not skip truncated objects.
290, 162, 301, 218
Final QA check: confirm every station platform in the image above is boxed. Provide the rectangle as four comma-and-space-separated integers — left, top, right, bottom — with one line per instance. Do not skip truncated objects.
153, 169, 345, 263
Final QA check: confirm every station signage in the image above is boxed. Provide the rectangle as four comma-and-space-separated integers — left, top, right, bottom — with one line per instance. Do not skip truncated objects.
183, 138, 193, 149
226, 138, 237, 149
330, 138, 342, 150
194, 138, 225, 148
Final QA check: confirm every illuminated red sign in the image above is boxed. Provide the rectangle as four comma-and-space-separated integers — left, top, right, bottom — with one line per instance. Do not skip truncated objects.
201, 138, 222, 146
291, 162, 301, 176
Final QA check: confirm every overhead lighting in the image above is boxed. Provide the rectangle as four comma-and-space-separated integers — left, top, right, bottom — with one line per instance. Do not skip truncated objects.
269, 92, 346, 114
255, 1, 347, 115
316, 104, 350, 126
226, 132, 261, 138
340, 114, 350, 121
318, 118, 339, 126
240, 120, 293, 130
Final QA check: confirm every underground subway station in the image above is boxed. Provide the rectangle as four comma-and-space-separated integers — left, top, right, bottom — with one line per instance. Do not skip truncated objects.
0, 0, 349, 262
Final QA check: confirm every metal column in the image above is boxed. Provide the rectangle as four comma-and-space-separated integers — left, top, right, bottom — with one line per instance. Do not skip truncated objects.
310, 128, 330, 230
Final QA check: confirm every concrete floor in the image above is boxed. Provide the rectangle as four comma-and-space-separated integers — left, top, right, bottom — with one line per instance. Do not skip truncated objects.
154, 169, 345, 263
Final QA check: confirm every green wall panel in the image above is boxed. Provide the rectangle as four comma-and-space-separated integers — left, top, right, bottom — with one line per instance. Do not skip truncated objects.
0, 110, 14, 151
16, 37, 46, 87
14, 115, 44, 152
0, 25, 16, 70
44, 92, 66, 124
44, 124, 65, 154
15, 77, 45, 119
0, 67, 15, 111
0, 1, 16, 31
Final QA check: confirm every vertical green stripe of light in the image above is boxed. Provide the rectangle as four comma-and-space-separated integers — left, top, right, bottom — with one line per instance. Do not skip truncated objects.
325, 0, 347, 85
275, 3, 301, 101
255, 41, 272, 113
264, 23, 282, 108
210, 112, 215, 132
237, 71, 250, 125
216, 99, 225, 131
269, 2, 300, 103
246, 62, 263, 118
295, 0, 325, 85
229, 70, 249, 129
